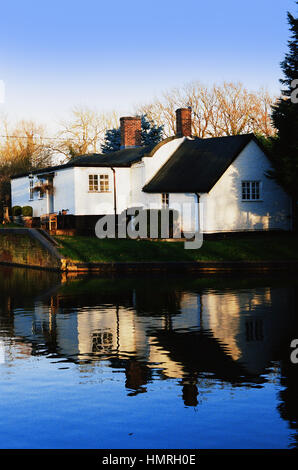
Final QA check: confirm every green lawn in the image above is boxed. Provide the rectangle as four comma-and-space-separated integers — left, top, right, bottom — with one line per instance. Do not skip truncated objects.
0, 223, 22, 228
54, 234, 298, 263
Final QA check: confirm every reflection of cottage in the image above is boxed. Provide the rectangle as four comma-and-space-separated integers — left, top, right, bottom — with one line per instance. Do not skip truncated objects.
5, 273, 295, 408
11, 108, 292, 235
200, 288, 294, 375
10, 286, 294, 380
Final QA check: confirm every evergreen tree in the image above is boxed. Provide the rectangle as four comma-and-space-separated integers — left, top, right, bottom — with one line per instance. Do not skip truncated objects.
140, 115, 164, 148
101, 115, 163, 153
280, 5, 298, 96
101, 127, 121, 154
270, 4, 298, 227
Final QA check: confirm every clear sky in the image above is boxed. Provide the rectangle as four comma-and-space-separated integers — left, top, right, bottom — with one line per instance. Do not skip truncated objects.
0, 0, 296, 133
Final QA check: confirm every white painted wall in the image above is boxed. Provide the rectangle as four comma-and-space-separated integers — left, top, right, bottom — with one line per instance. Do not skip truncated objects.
11, 166, 131, 217
130, 137, 186, 209
143, 137, 186, 185
74, 166, 131, 215
129, 137, 197, 233
11, 168, 75, 217
11, 177, 32, 212
201, 140, 292, 232
11, 175, 48, 216
53, 168, 75, 214
130, 162, 146, 207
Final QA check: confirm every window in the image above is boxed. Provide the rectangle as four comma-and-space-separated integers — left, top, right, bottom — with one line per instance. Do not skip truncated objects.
89, 175, 98, 191
92, 331, 113, 353
162, 193, 169, 207
89, 174, 109, 192
29, 178, 34, 200
100, 174, 109, 192
242, 181, 261, 201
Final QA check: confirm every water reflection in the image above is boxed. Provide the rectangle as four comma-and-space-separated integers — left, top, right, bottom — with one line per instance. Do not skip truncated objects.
1, 266, 298, 447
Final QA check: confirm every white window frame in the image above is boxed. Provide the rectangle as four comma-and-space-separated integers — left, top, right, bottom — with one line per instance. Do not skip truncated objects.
89, 174, 110, 193
241, 180, 262, 201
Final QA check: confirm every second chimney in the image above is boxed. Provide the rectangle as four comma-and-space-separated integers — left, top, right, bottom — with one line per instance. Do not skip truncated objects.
176, 107, 192, 137
120, 116, 142, 148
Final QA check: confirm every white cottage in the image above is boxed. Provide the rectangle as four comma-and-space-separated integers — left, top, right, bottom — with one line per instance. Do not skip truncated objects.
11, 108, 292, 235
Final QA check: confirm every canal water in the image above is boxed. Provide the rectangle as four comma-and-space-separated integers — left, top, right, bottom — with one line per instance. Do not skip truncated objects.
0, 265, 297, 449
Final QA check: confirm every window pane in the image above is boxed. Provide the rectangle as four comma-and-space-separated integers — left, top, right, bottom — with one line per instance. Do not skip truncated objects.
242, 181, 250, 200
94, 175, 98, 191
242, 182, 246, 200
252, 182, 256, 199
255, 182, 260, 199
242, 181, 260, 200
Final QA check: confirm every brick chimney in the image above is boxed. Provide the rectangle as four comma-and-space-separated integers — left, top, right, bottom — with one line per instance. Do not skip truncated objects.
120, 116, 142, 148
176, 107, 192, 137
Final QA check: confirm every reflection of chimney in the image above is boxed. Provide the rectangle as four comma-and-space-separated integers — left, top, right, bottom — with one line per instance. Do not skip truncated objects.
120, 116, 142, 148
176, 107, 192, 137
182, 379, 198, 406
125, 359, 149, 394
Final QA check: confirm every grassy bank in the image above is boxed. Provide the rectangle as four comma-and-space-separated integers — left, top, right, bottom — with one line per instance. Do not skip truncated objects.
54, 233, 298, 263
0, 223, 22, 228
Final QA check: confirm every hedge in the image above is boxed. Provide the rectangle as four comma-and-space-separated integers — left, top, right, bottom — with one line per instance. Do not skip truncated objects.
22, 206, 33, 217
12, 206, 22, 216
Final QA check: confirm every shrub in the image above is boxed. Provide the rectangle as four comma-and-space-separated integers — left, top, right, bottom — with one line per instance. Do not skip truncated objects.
22, 206, 33, 217
12, 206, 22, 216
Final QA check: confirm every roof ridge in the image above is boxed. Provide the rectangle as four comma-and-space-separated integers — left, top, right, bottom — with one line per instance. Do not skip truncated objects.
191, 133, 255, 142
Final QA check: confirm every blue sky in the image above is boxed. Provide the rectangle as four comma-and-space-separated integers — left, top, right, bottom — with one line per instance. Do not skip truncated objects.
0, 0, 296, 132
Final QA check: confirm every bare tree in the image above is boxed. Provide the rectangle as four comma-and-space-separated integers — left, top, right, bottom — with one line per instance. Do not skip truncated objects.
249, 88, 276, 137
137, 81, 276, 138
0, 119, 53, 213
57, 106, 119, 159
